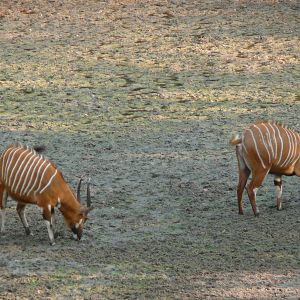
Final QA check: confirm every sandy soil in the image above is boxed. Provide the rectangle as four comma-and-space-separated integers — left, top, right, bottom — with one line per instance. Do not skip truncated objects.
0, 0, 300, 298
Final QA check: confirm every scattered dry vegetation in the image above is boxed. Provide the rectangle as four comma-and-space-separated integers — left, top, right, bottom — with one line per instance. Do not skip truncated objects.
0, 0, 299, 298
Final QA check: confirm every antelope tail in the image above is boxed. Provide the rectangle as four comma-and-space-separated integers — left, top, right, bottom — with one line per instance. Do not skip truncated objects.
229, 134, 242, 145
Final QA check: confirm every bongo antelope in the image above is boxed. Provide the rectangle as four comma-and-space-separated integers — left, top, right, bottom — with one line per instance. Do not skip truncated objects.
0, 144, 92, 245
230, 121, 300, 216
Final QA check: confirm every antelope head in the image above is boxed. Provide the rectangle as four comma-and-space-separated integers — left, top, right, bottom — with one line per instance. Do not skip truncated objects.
71, 177, 92, 240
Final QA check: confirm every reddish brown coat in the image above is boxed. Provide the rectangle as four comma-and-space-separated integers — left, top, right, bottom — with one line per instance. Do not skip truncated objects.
0, 144, 91, 244
230, 121, 300, 215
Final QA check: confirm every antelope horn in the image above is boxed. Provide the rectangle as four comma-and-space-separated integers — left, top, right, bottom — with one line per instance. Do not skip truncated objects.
77, 177, 83, 203
86, 178, 91, 208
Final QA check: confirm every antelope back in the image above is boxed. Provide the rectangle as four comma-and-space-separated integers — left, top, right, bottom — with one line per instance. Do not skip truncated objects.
0, 144, 58, 199
243, 121, 300, 172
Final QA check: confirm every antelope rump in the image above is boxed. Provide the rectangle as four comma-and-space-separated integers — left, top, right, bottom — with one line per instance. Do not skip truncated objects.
0, 144, 92, 245
230, 121, 300, 216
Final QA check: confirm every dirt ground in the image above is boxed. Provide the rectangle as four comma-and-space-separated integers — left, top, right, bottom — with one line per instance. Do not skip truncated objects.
0, 0, 299, 299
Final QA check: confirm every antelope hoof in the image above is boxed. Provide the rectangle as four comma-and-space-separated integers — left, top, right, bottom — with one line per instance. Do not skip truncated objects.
254, 211, 260, 217
50, 241, 56, 246
25, 227, 32, 236
72, 233, 79, 241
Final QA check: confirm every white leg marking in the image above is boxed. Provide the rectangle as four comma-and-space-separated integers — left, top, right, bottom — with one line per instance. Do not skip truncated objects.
274, 175, 282, 210
274, 175, 281, 183
253, 187, 260, 215
275, 185, 282, 199
275, 185, 282, 210
253, 187, 258, 196
56, 198, 61, 209
45, 220, 55, 245
18, 206, 30, 228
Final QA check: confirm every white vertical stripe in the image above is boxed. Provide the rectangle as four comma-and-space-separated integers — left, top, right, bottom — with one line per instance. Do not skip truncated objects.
39, 169, 58, 194
19, 156, 40, 195
292, 130, 298, 154
286, 129, 296, 166
242, 134, 248, 154
45, 220, 55, 245
262, 123, 274, 159
275, 125, 284, 166
253, 125, 271, 164
9, 149, 31, 188
13, 152, 36, 195
268, 123, 278, 161
1, 147, 14, 179
35, 162, 51, 193
291, 152, 300, 168
4, 148, 22, 183
289, 129, 296, 165
285, 129, 298, 167
3, 147, 18, 181
247, 128, 266, 169
25, 160, 47, 196
280, 128, 293, 168
295, 131, 300, 144
292, 133, 299, 166
294, 131, 300, 167
24, 158, 46, 196
292, 131, 300, 161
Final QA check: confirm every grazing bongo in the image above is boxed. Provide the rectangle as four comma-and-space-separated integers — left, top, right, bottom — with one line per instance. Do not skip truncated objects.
0, 144, 92, 245
230, 121, 300, 216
